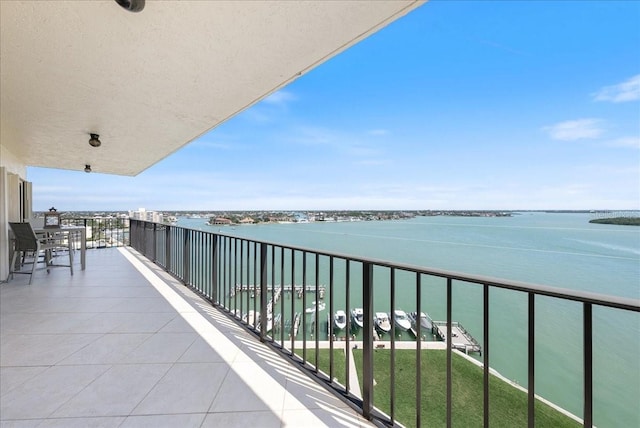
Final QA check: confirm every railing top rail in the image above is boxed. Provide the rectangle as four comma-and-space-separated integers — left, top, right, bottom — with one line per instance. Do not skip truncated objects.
132, 219, 640, 312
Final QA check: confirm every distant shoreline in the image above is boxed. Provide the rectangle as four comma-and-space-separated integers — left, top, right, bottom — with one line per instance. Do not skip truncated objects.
589, 217, 640, 226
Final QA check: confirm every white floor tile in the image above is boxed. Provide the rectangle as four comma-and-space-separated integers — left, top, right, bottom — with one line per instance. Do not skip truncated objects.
121, 413, 206, 428
132, 363, 228, 415
51, 364, 171, 418
0, 365, 111, 419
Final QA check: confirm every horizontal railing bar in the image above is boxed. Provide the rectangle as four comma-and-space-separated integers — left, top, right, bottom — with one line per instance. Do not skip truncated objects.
133, 220, 640, 313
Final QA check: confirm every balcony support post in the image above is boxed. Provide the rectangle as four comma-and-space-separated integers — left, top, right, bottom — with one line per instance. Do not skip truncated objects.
362, 261, 374, 420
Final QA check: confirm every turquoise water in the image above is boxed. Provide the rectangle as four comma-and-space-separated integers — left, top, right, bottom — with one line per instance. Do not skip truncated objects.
180, 212, 639, 427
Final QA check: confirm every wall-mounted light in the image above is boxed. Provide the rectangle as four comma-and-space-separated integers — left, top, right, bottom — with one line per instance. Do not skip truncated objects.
84, 165, 92, 173
89, 133, 101, 147
115, 0, 145, 13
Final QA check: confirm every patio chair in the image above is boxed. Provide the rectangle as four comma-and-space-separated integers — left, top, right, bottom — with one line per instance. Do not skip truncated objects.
8, 222, 73, 284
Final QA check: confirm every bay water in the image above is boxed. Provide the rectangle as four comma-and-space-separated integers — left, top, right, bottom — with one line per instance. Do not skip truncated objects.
180, 212, 639, 427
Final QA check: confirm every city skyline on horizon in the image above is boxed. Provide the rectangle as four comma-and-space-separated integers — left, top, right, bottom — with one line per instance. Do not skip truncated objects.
28, 1, 640, 212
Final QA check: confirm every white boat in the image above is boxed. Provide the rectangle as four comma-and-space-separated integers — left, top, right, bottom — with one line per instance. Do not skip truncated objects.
258, 312, 273, 333
243, 310, 257, 326
293, 312, 301, 337
305, 300, 326, 314
393, 309, 411, 331
351, 308, 364, 329
334, 310, 347, 330
409, 311, 433, 332
374, 312, 391, 333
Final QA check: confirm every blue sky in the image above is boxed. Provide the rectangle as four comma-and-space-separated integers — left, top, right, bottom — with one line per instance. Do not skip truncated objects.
29, 1, 640, 212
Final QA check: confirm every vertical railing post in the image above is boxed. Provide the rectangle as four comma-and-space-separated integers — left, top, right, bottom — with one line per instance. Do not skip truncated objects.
528, 292, 535, 428
184, 228, 191, 285
314, 253, 320, 370
152, 222, 157, 262
280, 247, 285, 347
584, 303, 593, 427
212, 234, 218, 305
290, 249, 295, 354
329, 256, 335, 381
165, 225, 171, 273
129, 220, 135, 248
446, 278, 452, 428
416, 273, 422, 428
345, 260, 351, 392
141, 221, 147, 255
260, 243, 268, 342
302, 252, 307, 361
390, 268, 396, 424
362, 261, 374, 420
483, 284, 490, 427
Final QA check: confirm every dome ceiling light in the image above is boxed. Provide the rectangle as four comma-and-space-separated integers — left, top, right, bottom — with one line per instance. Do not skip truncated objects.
115, 0, 145, 13
88, 133, 101, 147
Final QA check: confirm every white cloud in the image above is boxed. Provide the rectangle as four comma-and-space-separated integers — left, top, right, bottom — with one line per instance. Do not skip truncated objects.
543, 118, 604, 141
605, 136, 640, 149
592, 74, 640, 103
368, 129, 389, 136
261, 90, 297, 106
289, 126, 338, 146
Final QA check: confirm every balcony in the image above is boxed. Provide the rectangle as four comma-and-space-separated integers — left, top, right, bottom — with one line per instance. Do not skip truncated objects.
1, 247, 374, 427
3, 219, 639, 427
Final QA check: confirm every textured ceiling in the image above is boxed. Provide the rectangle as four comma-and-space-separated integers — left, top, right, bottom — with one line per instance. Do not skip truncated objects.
1, 0, 423, 175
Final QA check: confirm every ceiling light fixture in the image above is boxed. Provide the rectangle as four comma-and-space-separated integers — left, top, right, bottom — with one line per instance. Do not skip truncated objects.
115, 0, 145, 13
89, 133, 101, 147
84, 165, 92, 173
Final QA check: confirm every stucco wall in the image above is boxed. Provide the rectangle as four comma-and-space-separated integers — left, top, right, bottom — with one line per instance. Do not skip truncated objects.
1, 143, 27, 281
1, 143, 26, 178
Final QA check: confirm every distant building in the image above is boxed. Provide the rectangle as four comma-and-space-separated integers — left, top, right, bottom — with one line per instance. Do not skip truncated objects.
211, 217, 232, 225
129, 208, 163, 223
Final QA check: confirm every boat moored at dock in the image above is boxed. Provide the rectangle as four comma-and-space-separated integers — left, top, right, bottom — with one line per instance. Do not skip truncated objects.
374, 312, 391, 333
393, 309, 411, 331
351, 308, 364, 329
305, 301, 326, 314
334, 310, 347, 330
408, 311, 433, 332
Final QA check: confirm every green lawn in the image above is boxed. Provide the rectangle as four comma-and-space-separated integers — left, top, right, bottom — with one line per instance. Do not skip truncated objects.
303, 348, 580, 428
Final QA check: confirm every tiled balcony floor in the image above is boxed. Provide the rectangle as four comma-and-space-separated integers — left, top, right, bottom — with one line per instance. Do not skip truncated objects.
1, 247, 373, 427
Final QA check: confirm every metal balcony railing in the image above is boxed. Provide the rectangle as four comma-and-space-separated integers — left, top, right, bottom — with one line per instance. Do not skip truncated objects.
129, 219, 639, 428
62, 217, 129, 249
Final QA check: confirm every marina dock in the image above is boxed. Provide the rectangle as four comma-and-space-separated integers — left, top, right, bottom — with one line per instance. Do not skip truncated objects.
231, 284, 326, 299
233, 289, 481, 354
432, 320, 482, 354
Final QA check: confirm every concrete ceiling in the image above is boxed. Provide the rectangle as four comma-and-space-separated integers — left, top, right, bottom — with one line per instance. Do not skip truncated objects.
1, 0, 424, 176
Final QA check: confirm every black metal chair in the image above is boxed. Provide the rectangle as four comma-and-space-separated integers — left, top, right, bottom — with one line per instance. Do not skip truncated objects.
8, 222, 73, 284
